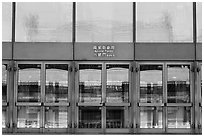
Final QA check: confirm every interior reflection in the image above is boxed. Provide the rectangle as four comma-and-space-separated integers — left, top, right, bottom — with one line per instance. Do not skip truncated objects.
106, 107, 128, 128
17, 106, 41, 128
17, 64, 41, 102
2, 107, 6, 128
79, 107, 101, 128
79, 64, 102, 103
45, 64, 68, 103
140, 65, 163, 103
2, 64, 7, 102
106, 64, 129, 103
167, 65, 190, 103
140, 107, 163, 128
168, 107, 191, 128
45, 107, 68, 128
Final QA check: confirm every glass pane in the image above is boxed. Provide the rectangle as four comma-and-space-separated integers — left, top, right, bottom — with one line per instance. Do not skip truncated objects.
106, 64, 129, 103
167, 65, 190, 103
140, 65, 163, 103
2, 64, 7, 102
76, 2, 132, 42
16, 2, 72, 42
45, 64, 68, 103
140, 107, 163, 128
79, 107, 101, 128
106, 107, 129, 128
197, 2, 202, 42
17, 106, 41, 128
2, 107, 6, 128
2, 2, 12, 41
17, 64, 41, 102
79, 64, 102, 103
137, 2, 193, 42
167, 107, 191, 128
45, 107, 68, 128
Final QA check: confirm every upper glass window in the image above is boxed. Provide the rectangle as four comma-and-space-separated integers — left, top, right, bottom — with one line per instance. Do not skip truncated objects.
197, 2, 202, 42
76, 2, 132, 42
136, 2, 193, 42
2, 2, 12, 42
16, 2, 72, 42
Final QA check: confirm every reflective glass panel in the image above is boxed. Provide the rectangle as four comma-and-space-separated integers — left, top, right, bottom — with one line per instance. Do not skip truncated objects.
79, 107, 101, 128
140, 65, 163, 103
2, 2, 12, 41
106, 64, 129, 103
45, 64, 68, 103
76, 2, 132, 42
197, 3, 202, 42
137, 2, 193, 42
140, 107, 163, 128
2, 64, 7, 103
79, 64, 102, 103
17, 106, 41, 128
2, 107, 6, 128
16, 2, 72, 42
17, 64, 41, 102
167, 107, 191, 128
45, 107, 68, 128
106, 107, 129, 128
167, 65, 190, 103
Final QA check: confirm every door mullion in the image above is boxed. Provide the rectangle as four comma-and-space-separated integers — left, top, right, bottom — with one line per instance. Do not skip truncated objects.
102, 62, 106, 132
163, 63, 167, 132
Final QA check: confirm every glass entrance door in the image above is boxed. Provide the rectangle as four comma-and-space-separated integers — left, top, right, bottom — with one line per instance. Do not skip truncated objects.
137, 62, 193, 134
105, 64, 131, 133
75, 63, 103, 133
138, 63, 164, 133
14, 62, 71, 133
75, 63, 132, 134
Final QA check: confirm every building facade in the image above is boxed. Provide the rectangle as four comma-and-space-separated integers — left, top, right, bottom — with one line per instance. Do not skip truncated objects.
2, 2, 202, 134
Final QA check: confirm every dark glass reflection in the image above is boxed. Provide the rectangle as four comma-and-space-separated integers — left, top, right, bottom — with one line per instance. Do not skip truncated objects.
17, 106, 41, 128
79, 107, 101, 128
167, 65, 190, 103
2, 64, 7, 102
45, 64, 68, 103
2, 107, 6, 128
140, 65, 163, 103
17, 64, 41, 102
79, 64, 102, 103
168, 107, 191, 128
106, 65, 129, 103
45, 107, 68, 128
140, 107, 163, 128
106, 107, 128, 128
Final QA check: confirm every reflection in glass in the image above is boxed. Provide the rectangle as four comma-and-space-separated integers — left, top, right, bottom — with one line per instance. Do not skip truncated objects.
17, 106, 41, 128
167, 65, 190, 103
79, 107, 101, 128
107, 65, 129, 103
140, 107, 163, 128
197, 3, 202, 42
76, 2, 132, 42
140, 65, 163, 103
45, 107, 68, 128
2, 64, 7, 102
45, 64, 68, 103
137, 2, 193, 42
168, 107, 191, 128
106, 107, 128, 128
79, 64, 102, 103
16, 2, 72, 42
2, 2, 12, 41
18, 64, 41, 102
2, 107, 6, 128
